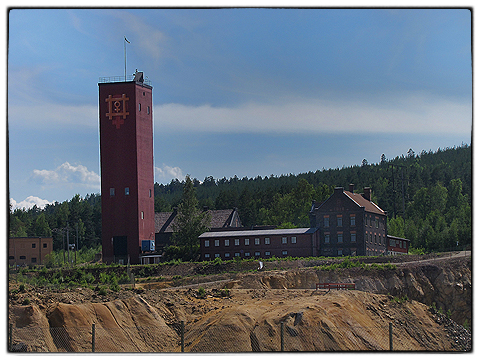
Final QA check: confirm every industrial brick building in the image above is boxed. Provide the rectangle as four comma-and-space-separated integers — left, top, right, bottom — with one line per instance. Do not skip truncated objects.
98, 71, 155, 264
8, 237, 53, 266
199, 227, 320, 260
309, 185, 387, 257
155, 208, 242, 252
387, 235, 410, 255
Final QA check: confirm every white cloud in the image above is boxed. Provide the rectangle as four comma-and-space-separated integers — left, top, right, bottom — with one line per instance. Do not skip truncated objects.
31, 162, 100, 190
155, 164, 184, 183
10, 196, 53, 210
8, 102, 98, 129
154, 92, 472, 136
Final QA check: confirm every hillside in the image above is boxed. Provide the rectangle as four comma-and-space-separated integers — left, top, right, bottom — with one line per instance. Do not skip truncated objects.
9, 144, 472, 255
8, 253, 471, 352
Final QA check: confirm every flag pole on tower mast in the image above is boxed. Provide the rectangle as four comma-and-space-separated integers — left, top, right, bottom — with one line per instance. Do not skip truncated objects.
124, 36, 130, 81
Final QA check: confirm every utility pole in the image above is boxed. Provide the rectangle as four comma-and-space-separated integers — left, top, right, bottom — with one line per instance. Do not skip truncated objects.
67, 228, 70, 265
75, 223, 78, 265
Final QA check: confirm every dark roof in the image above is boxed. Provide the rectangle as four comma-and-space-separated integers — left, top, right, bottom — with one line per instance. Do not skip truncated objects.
313, 188, 385, 216
387, 235, 411, 242
199, 227, 318, 238
343, 190, 386, 215
155, 208, 241, 234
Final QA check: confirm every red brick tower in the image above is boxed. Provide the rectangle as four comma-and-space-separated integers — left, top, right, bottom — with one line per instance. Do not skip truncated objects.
98, 71, 154, 264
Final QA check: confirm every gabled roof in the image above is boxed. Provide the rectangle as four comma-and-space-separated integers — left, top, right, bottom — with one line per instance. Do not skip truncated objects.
155, 208, 242, 233
343, 190, 386, 215
312, 188, 385, 216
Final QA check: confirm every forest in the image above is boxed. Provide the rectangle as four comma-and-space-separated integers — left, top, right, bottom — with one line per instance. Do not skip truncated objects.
9, 144, 472, 255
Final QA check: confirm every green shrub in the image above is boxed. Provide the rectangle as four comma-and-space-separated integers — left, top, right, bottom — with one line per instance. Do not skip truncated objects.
98, 286, 107, 296
197, 287, 206, 298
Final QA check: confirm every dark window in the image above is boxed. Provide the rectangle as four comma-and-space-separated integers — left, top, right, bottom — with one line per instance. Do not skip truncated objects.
19, 256, 26, 260
32, 243, 36, 248
31, 257, 37, 263
43, 243, 47, 248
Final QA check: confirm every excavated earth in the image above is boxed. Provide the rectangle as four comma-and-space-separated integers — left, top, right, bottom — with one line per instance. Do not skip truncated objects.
8, 254, 472, 352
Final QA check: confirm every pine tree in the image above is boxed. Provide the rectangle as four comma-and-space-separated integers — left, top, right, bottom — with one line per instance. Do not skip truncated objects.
171, 175, 211, 260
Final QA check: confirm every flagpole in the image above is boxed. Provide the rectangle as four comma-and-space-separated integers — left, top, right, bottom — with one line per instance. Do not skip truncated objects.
124, 36, 130, 81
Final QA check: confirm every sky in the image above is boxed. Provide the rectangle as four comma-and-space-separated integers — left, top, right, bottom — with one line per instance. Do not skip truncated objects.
7, 7, 472, 210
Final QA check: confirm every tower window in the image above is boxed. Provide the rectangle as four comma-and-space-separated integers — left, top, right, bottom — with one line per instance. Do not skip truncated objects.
141, 211, 144, 219
147, 106, 150, 115
125, 187, 130, 195
138, 103, 141, 112
110, 188, 115, 196
149, 189, 152, 198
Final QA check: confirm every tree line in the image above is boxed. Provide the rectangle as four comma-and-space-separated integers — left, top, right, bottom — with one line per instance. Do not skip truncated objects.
9, 144, 471, 254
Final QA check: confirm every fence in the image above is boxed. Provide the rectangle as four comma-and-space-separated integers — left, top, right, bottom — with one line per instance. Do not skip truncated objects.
9, 321, 464, 352
316, 283, 356, 290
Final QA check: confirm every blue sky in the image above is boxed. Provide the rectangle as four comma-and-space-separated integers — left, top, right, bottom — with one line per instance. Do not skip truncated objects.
7, 8, 472, 210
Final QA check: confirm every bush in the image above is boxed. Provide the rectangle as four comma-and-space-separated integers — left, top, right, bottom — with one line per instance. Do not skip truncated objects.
197, 287, 206, 298
98, 286, 107, 296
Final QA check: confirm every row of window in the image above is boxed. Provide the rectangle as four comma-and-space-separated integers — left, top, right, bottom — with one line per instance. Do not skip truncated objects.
323, 215, 383, 228
323, 215, 356, 228
367, 232, 385, 246
323, 232, 386, 246
204, 250, 289, 259
204, 236, 297, 248
109, 188, 153, 197
389, 239, 408, 249
17, 243, 49, 249
138, 103, 151, 115
324, 232, 356, 244
9, 256, 38, 262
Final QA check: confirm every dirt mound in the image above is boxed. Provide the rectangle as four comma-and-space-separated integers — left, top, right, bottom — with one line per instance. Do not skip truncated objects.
9, 288, 470, 352
8, 254, 471, 352
10, 295, 178, 352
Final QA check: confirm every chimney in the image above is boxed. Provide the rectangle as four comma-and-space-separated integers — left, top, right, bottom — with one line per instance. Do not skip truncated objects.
349, 184, 355, 193
334, 187, 344, 194
363, 187, 371, 201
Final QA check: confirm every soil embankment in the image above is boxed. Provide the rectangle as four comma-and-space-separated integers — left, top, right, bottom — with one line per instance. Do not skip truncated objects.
8, 253, 471, 352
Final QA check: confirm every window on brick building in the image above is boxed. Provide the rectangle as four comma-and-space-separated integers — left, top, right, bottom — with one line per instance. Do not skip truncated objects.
325, 234, 330, 243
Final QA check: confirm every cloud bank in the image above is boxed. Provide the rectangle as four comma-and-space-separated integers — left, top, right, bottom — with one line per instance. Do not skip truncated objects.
31, 162, 100, 189
155, 92, 471, 135
155, 164, 184, 183
10, 196, 53, 210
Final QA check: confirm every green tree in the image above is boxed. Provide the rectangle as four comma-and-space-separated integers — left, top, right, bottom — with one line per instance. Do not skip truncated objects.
33, 213, 52, 237
171, 175, 211, 260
